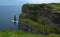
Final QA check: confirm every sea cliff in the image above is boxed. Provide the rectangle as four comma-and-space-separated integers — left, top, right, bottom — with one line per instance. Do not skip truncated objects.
18, 3, 60, 34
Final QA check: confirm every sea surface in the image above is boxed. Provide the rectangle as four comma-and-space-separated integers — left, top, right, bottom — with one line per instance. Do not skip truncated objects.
0, 6, 21, 31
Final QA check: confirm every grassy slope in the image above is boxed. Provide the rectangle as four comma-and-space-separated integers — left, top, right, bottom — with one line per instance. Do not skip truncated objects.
50, 3, 60, 8
0, 31, 60, 37
24, 3, 60, 8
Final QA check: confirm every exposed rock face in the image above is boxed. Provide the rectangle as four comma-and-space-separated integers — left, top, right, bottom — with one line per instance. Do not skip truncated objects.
19, 22, 39, 33
18, 22, 50, 34
21, 4, 60, 27
19, 4, 60, 34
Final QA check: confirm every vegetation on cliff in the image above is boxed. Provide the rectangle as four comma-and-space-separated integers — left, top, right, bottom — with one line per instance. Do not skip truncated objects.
19, 3, 60, 34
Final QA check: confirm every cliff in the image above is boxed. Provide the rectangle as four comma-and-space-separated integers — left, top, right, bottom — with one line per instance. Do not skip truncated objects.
19, 3, 60, 34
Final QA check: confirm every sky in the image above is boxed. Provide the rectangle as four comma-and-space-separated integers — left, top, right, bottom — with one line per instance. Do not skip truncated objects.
26, 0, 60, 4
0, 0, 60, 6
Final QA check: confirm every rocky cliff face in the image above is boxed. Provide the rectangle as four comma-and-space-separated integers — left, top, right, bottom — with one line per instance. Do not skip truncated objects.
19, 4, 60, 34
22, 4, 60, 27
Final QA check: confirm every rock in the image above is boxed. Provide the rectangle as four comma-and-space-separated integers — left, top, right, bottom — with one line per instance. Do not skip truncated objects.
19, 4, 60, 34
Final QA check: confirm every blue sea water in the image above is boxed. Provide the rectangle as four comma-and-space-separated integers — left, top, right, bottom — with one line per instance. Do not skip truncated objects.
0, 6, 21, 31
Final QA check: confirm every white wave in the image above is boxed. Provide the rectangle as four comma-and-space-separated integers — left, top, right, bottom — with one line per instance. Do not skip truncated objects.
11, 20, 18, 23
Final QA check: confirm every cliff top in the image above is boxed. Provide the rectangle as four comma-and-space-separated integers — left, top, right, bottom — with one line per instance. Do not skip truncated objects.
22, 3, 60, 8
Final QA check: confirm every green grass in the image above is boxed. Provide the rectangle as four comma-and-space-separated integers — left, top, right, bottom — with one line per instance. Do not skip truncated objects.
0, 31, 60, 37
49, 3, 60, 8
23, 3, 60, 8
19, 19, 43, 29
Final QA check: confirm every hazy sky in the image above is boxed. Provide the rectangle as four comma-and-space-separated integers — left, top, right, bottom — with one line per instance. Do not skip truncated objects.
26, 0, 60, 3
0, 0, 60, 6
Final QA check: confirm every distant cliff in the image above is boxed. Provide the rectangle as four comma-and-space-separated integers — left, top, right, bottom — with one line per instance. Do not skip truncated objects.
19, 3, 60, 34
